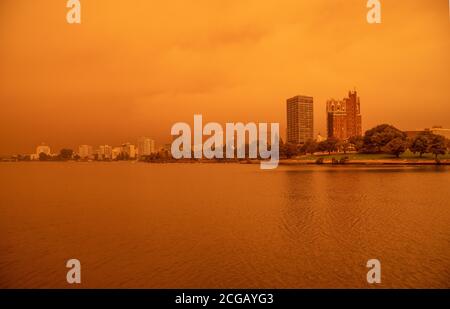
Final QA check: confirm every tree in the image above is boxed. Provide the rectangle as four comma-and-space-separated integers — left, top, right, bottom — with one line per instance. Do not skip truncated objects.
282, 143, 300, 159
338, 140, 350, 154
39, 152, 49, 161
278, 139, 300, 159
349, 136, 364, 152
428, 134, 447, 160
382, 137, 408, 158
409, 133, 430, 157
17, 154, 30, 161
300, 139, 318, 155
363, 124, 406, 153
59, 148, 74, 160
318, 138, 339, 155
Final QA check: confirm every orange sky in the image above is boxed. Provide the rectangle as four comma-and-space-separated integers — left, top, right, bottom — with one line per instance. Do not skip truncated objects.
0, 0, 449, 154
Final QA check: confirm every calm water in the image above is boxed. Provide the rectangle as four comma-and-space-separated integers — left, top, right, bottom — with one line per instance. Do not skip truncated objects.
0, 162, 449, 288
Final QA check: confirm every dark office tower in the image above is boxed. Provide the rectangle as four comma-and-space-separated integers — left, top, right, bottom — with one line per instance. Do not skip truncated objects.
286, 95, 314, 144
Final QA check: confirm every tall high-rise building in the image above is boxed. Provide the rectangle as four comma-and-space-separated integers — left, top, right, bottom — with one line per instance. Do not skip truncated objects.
327, 90, 362, 140
286, 95, 314, 144
137, 137, 156, 157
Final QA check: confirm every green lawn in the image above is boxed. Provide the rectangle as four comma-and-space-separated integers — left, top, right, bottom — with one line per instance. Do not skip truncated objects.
297, 150, 450, 161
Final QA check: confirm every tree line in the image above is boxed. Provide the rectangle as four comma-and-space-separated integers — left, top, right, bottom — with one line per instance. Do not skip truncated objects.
280, 124, 449, 159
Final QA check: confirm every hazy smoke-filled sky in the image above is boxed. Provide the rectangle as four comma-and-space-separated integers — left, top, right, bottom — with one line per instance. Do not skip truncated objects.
0, 0, 449, 154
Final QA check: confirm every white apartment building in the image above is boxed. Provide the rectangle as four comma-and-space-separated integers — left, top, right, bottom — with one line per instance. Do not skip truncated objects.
137, 137, 156, 157
78, 145, 93, 159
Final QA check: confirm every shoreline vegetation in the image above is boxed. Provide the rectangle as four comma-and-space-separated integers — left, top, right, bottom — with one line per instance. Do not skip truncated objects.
278, 152, 450, 165
1, 124, 449, 166
1, 153, 450, 166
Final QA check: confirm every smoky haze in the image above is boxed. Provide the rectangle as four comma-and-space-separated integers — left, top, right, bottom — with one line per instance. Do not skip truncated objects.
0, 0, 449, 154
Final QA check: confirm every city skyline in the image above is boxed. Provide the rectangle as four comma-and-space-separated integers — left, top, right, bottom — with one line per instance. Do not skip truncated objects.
7, 108, 450, 159
29, 137, 158, 160
2, 89, 450, 157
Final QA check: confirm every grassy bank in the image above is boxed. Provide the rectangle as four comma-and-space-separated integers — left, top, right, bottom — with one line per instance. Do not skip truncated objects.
296, 150, 450, 161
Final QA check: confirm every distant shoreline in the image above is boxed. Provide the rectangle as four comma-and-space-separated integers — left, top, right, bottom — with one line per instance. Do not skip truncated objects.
1, 159, 449, 166
278, 159, 450, 166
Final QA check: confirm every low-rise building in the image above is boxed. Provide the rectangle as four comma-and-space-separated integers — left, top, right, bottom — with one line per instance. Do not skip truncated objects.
97, 145, 112, 160
78, 145, 93, 159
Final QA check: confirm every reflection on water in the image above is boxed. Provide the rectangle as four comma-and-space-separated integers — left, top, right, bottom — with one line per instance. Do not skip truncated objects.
0, 163, 449, 288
